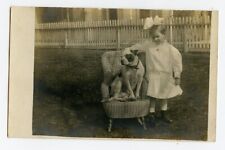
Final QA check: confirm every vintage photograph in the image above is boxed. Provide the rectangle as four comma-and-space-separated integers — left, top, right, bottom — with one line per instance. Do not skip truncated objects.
32, 7, 212, 140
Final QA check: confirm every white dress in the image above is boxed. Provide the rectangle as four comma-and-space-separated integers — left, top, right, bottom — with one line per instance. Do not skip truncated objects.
130, 40, 183, 99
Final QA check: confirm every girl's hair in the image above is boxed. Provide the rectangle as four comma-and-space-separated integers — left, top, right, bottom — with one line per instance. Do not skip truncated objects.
149, 25, 166, 35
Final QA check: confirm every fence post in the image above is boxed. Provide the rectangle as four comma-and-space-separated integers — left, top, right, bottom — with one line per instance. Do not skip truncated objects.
64, 30, 68, 48
116, 23, 121, 50
183, 27, 188, 52
169, 11, 173, 45
183, 18, 189, 53
204, 15, 209, 49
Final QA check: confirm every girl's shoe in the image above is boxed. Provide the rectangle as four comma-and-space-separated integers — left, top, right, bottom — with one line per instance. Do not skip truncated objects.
148, 113, 156, 127
159, 110, 173, 123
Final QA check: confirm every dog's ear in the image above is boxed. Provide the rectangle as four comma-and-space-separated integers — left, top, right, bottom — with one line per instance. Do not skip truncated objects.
130, 49, 139, 55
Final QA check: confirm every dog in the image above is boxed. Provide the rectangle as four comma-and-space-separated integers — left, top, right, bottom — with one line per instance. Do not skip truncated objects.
108, 76, 129, 101
101, 48, 145, 102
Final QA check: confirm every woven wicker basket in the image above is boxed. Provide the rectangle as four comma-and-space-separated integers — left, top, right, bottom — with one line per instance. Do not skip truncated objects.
103, 100, 150, 119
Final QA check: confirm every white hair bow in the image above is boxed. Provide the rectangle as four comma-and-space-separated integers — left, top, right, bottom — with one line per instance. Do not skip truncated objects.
143, 16, 164, 30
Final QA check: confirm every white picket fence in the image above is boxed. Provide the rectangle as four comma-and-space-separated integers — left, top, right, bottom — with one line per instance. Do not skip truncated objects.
35, 16, 211, 52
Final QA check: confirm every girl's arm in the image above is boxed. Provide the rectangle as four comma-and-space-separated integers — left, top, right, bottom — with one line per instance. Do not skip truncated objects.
171, 46, 183, 79
128, 40, 149, 53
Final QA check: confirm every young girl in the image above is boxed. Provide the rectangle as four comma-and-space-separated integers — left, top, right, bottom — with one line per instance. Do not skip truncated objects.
128, 16, 183, 126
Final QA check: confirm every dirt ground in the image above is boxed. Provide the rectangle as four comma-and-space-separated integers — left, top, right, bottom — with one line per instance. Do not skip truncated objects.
32, 49, 209, 141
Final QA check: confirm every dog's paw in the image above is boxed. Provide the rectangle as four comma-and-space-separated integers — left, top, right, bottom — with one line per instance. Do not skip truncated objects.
108, 97, 115, 101
101, 99, 107, 103
129, 95, 136, 100
135, 95, 140, 99
101, 98, 110, 103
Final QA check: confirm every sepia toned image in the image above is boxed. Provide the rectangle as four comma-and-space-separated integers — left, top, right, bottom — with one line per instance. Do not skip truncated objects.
31, 7, 214, 140
8, 7, 217, 141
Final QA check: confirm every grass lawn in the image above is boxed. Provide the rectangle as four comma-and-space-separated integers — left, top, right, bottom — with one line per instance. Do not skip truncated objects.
33, 48, 209, 140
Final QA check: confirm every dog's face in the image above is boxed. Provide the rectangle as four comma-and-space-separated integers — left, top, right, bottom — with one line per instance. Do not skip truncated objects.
121, 48, 139, 65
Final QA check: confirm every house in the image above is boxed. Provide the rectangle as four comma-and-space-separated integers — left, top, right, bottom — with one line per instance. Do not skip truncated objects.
36, 7, 211, 23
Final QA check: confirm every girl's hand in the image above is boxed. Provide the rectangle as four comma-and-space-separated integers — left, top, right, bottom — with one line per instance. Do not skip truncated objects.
144, 75, 149, 83
175, 78, 180, 85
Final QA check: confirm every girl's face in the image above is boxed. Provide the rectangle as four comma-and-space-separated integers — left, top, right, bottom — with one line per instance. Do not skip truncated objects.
151, 27, 166, 44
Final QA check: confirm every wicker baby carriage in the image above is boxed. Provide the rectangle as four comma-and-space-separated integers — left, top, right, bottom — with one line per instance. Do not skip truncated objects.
102, 99, 150, 132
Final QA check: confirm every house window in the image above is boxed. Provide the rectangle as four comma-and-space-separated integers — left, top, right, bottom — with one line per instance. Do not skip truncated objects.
140, 10, 150, 19
109, 9, 118, 20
